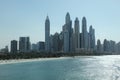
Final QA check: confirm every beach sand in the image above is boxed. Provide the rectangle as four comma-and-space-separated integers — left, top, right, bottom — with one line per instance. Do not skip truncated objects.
0, 57, 71, 65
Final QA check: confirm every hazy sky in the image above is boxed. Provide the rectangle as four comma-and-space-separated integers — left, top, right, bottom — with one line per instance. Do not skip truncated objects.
0, 0, 120, 49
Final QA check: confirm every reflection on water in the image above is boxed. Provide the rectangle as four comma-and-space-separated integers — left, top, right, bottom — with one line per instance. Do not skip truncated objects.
0, 55, 120, 80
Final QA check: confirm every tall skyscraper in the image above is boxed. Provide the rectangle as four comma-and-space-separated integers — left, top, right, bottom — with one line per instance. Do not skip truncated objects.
92, 29, 95, 50
97, 39, 102, 53
88, 32, 90, 50
63, 12, 72, 52
51, 32, 60, 52
109, 40, 116, 53
19, 37, 30, 52
81, 17, 88, 50
65, 12, 71, 24
58, 31, 64, 52
103, 39, 110, 53
63, 29, 69, 52
45, 16, 50, 52
74, 17, 80, 49
66, 12, 72, 38
11, 40, 17, 53
89, 25, 95, 50
79, 33, 82, 48
116, 42, 120, 54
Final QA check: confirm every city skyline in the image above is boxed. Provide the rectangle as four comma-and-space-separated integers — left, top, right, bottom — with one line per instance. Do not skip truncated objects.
0, 0, 120, 49
1, 13, 120, 54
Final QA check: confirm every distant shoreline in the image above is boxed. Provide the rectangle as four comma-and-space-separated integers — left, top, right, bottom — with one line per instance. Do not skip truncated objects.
0, 56, 90, 65
0, 57, 71, 65
0, 55, 119, 65
0, 52, 118, 65
0, 52, 115, 61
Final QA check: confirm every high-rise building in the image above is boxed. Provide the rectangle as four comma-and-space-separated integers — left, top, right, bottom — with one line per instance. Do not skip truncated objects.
71, 33, 75, 52
92, 29, 95, 50
52, 32, 60, 52
31, 43, 37, 52
63, 12, 72, 52
97, 39, 102, 53
103, 39, 110, 53
65, 13, 70, 24
63, 29, 69, 52
81, 17, 88, 50
79, 33, 82, 48
109, 40, 116, 53
59, 31, 64, 52
11, 40, 17, 53
88, 32, 90, 50
19, 37, 30, 53
45, 16, 50, 52
0, 46, 9, 53
116, 42, 120, 54
89, 25, 95, 50
37, 41, 45, 52
50, 35, 53, 52
74, 17, 80, 49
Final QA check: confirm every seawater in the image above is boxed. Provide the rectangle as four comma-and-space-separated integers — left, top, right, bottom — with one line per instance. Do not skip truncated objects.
0, 55, 120, 80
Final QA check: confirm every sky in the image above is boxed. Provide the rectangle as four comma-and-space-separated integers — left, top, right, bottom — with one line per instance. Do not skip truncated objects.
0, 0, 120, 49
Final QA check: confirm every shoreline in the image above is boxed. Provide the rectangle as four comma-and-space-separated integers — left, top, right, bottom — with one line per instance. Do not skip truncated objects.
0, 55, 119, 65
0, 57, 71, 65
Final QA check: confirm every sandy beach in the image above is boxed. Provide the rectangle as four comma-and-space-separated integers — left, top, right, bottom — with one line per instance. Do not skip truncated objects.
0, 57, 72, 65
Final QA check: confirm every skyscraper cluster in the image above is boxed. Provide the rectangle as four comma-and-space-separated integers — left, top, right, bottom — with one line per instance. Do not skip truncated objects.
45, 12, 96, 53
96, 39, 120, 54
1, 12, 119, 55
44, 12, 120, 54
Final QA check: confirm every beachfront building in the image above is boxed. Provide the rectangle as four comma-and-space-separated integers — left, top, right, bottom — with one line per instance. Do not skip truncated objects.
37, 41, 45, 52
11, 40, 17, 53
19, 37, 30, 53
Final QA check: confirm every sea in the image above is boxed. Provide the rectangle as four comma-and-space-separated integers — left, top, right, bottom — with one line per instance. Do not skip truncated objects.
0, 55, 120, 80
